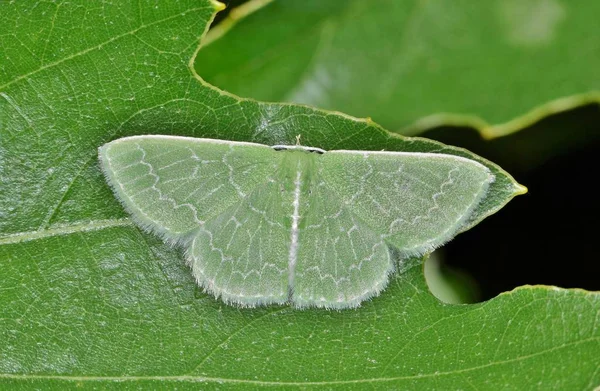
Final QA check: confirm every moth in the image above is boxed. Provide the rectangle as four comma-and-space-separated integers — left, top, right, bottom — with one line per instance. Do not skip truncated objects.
99, 135, 493, 309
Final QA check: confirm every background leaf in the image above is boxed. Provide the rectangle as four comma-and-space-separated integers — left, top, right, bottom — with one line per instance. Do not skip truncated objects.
196, 0, 600, 136
0, 1, 597, 389
424, 252, 480, 304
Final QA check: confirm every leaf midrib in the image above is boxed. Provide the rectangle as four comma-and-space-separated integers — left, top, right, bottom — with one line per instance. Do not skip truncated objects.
0, 218, 133, 245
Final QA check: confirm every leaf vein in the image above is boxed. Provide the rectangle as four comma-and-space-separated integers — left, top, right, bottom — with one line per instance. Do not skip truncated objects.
0, 6, 209, 90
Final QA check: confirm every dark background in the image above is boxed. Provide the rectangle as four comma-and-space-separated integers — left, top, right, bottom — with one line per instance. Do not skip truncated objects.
211, 1, 599, 302
426, 104, 599, 301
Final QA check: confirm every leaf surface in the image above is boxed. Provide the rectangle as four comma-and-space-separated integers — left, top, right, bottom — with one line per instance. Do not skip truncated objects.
0, 1, 597, 389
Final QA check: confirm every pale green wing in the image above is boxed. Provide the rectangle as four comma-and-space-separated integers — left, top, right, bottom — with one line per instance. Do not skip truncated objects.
99, 136, 276, 242
292, 151, 494, 308
292, 182, 394, 309
99, 136, 291, 306
190, 178, 291, 306
319, 151, 494, 255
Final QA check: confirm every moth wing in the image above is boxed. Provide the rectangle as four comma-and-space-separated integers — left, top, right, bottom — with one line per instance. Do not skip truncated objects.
100, 136, 291, 306
99, 135, 276, 242
292, 151, 493, 308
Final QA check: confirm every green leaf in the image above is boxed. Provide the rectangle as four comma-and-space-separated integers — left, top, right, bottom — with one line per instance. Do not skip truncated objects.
0, 1, 597, 389
196, 0, 600, 137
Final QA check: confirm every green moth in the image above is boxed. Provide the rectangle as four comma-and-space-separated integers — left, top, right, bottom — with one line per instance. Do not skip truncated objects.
99, 135, 493, 309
